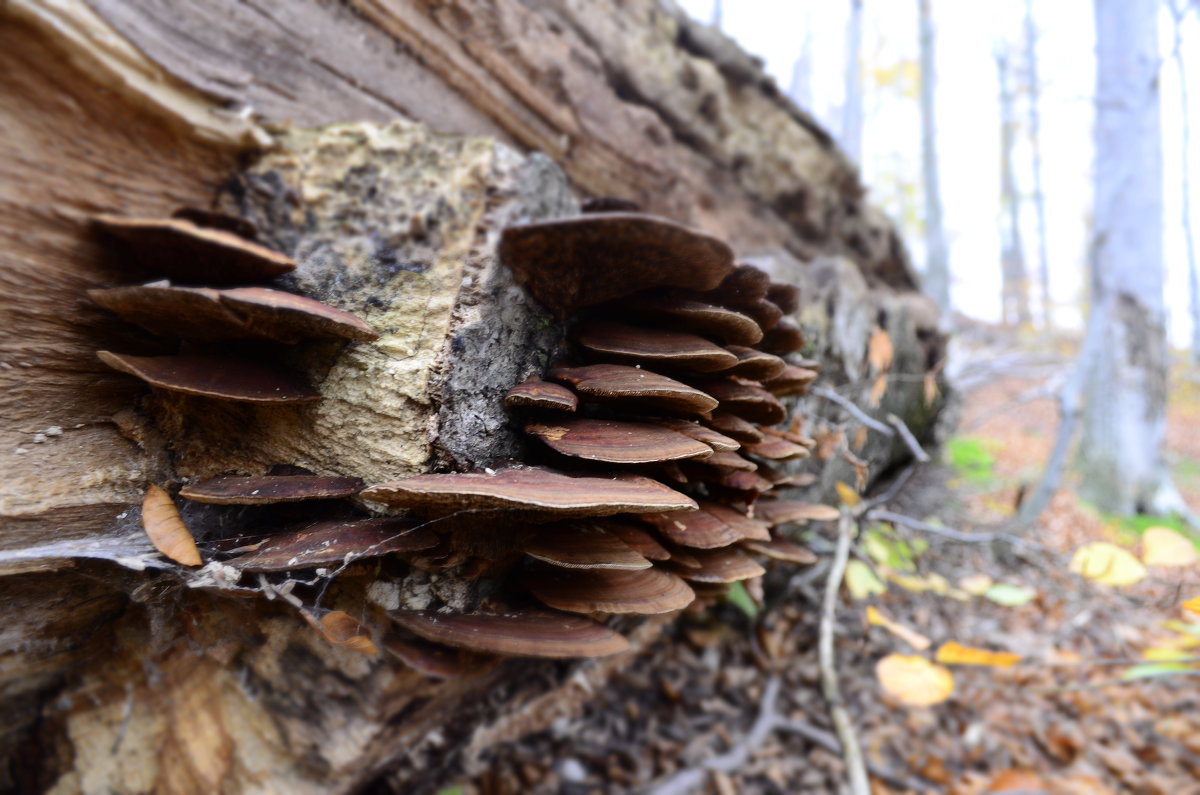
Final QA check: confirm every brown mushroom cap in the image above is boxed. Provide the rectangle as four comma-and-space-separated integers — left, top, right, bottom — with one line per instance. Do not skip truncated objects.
548, 364, 718, 416
742, 437, 810, 461
181, 475, 363, 504
97, 351, 320, 403
525, 522, 652, 570
652, 419, 740, 452
225, 518, 436, 571
504, 378, 579, 412
676, 547, 766, 583
636, 500, 769, 549
92, 214, 296, 284
705, 264, 771, 305
762, 365, 820, 397
742, 298, 785, 332
219, 287, 379, 342
766, 282, 801, 314
172, 207, 259, 240
756, 465, 818, 488
383, 635, 497, 678
498, 214, 734, 314
575, 321, 738, 373
525, 419, 713, 465
89, 284, 376, 343
704, 451, 759, 472
759, 318, 805, 354
707, 412, 764, 444
694, 380, 786, 425
388, 609, 631, 658
742, 537, 818, 564
754, 500, 841, 525
89, 284, 245, 341
619, 294, 764, 345
361, 468, 697, 516
600, 521, 672, 561
723, 346, 787, 381
525, 567, 695, 615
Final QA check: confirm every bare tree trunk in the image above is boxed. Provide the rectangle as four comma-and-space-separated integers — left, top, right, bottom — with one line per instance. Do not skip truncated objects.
997, 47, 1033, 327
1077, 0, 1184, 517
918, 0, 951, 314
788, 11, 816, 114
1169, 0, 1200, 366
842, 0, 864, 163
1024, 0, 1053, 328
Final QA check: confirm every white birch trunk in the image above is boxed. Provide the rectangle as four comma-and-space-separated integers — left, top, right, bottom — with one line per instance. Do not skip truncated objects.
1024, 0, 1053, 328
841, 0, 864, 163
997, 47, 1032, 327
1078, 0, 1181, 516
918, 0, 951, 313
1168, 0, 1200, 366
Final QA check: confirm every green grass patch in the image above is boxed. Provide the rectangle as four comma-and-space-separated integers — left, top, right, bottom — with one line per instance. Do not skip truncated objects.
945, 436, 1000, 485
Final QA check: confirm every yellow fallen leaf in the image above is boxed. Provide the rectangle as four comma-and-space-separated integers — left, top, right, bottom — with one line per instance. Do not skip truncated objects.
886, 570, 949, 595
1069, 542, 1146, 587
142, 485, 201, 567
845, 560, 887, 599
835, 481, 861, 508
875, 654, 954, 707
959, 574, 994, 596
935, 641, 1021, 667
1142, 645, 1196, 661
867, 605, 931, 651
1183, 597, 1200, 616
1141, 526, 1198, 567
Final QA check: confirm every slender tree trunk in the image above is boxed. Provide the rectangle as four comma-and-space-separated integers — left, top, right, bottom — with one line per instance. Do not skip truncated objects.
918, 0, 951, 313
1077, 0, 1183, 517
1024, 0, 1053, 328
1169, 0, 1200, 366
842, 0, 864, 163
997, 48, 1032, 327
710, 0, 723, 29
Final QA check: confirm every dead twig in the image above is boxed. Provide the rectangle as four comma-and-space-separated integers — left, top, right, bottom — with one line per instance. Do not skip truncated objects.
819, 511, 870, 795
812, 385, 893, 435
644, 677, 784, 795
885, 412, 931, 463
774, 719, 938, 792
868, 509, 1044, 552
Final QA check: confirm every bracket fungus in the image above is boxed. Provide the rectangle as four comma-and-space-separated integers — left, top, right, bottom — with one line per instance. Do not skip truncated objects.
180, 475, 365, 504
93, 214, 297, 284
85, 200, 835, 679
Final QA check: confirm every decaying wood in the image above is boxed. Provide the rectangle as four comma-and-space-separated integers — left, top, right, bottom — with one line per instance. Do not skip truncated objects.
0, 1, 945, 790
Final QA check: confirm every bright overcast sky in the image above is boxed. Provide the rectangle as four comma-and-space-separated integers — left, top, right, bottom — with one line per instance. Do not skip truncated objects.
677, 0, 1200, 346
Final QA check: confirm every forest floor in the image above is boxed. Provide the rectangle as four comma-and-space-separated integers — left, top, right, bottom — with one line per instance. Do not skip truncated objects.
466, 326, 1200, 795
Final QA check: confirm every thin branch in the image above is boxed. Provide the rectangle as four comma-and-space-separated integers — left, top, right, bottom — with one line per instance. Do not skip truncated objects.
644, 677, 783, 795
819, 511, 870, 795
868, 509, 1044, 551
886, 413, 931, 462
812, 385, 893, 435
774, 719, 938, 792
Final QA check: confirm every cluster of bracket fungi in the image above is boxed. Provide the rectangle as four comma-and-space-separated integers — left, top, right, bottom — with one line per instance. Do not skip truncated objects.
89, 202, 836, 676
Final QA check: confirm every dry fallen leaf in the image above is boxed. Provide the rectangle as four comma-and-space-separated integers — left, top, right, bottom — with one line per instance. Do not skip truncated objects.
142, 484, 201, 566
867, 325, 894, 373
1141, 526, 1198, 566
983, 769, 1048, 793
935, 641, 1021, 668
845, 560, 887, 599
868, 373, 888, 408
1070, 542, 1146, 586
959, 574, 994, 596
867, 605, 931, 651
922, 372, 939, 407
1183, 597, 1200, 616
305, 610, 378, 656
835, 481, 861, 508
875, 653, 954, 707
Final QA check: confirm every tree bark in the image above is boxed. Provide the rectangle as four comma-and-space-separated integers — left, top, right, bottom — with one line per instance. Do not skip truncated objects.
1024, 0, 1053, 329
918, 0, 951, 314
0, 1, 945, 790
997, 47, 1033, 327
1077, 0, 1178, 516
